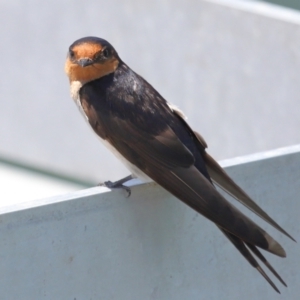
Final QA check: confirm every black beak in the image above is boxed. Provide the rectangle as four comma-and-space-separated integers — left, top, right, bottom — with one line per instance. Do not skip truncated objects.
77, 58, 94, 67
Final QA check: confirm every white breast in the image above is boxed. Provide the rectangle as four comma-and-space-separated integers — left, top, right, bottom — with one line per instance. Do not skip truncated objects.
70, 80, 83, 101
70, 80, 89, 120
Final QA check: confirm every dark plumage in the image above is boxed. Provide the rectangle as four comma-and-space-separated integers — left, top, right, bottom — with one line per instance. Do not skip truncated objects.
65, 36, 294, 293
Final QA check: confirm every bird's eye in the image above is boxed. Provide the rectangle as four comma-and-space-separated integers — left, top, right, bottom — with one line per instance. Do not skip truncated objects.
69, 50, 75, 59
102, 48, 109, 58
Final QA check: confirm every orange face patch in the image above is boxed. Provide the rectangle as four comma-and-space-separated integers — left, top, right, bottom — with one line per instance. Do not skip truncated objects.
64, 42, 119, 83
71, 42, 103, 61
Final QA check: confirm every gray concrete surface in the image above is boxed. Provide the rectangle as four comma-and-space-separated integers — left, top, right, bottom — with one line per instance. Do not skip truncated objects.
0, 0, 299, 183
0, 145, 299, 300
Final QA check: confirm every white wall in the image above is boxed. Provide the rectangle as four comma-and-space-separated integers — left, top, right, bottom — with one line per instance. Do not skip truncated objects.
0, 0, 299, 182
0, 145, 299, 299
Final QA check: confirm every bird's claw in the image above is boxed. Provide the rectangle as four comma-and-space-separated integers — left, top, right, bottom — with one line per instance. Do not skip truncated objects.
99, 180, 131, 197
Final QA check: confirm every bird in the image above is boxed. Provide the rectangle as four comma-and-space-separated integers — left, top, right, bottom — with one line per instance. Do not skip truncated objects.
65, 36, 294, 293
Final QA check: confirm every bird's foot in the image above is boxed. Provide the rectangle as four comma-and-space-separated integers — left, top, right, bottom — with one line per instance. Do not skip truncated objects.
98, 175, 133, 197
103, 180, 131, 197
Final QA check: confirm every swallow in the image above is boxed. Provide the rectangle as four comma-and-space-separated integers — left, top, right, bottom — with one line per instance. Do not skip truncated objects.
65, 36, 294, 293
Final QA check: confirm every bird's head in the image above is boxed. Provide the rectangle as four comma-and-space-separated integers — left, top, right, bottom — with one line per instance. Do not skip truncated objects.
65, 36, 119, 84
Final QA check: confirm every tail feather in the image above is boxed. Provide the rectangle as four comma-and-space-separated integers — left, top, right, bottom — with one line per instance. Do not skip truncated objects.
246, 242, 287, 287
150, 165, 286, 257
204, 152, 295, 242
220, 227, 282, 293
